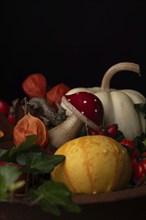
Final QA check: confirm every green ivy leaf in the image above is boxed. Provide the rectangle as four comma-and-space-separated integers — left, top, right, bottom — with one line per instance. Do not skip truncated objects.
134, 103, 146, 119
0, 175, 7, 199
133, 132, 146, 153
115, 130, 125, 142
31, 180, 81, 216
0, 136, 81, 216
16, 152, 65, 174
0, 164, 23, 200
0, 135, 38, 162
0, 149, 7, 157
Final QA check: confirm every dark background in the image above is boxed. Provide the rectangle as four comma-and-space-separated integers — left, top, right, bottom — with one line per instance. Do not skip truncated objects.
1, 0, 146, 103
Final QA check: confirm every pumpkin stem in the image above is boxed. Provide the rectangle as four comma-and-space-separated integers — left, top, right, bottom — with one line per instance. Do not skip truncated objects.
101, 62, 140, 91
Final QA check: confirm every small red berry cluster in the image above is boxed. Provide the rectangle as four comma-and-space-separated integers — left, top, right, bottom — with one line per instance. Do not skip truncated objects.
0, 100, 15, 123
88, 124, 146, 186
88, 123, 119, 139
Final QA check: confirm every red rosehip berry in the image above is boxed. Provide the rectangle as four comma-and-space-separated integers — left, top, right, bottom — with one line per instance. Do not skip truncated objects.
0, 161, 7, 166
120, 139, 138, 159
7, 114, 15, 124
88, 128, 99, 135
0, 100, 10, 115
106, 124, 118, 138
88, 127, 108, 136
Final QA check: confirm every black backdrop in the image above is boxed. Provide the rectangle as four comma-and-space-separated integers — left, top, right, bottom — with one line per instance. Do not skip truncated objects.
1, 0, 146, 103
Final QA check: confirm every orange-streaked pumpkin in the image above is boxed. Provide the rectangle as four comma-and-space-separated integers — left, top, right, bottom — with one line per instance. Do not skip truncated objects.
51, 135, 132, 194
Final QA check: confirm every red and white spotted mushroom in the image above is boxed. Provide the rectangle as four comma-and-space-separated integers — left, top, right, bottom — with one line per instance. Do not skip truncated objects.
62, 92, 104, 130
48, 91, 104, 148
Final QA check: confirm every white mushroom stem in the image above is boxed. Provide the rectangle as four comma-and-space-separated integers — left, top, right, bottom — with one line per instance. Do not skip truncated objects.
101, 62, 140, 91
48, 113, 84, 148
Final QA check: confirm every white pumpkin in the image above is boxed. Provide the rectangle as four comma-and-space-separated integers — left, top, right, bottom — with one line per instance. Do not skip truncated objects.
61, 62, 146, 140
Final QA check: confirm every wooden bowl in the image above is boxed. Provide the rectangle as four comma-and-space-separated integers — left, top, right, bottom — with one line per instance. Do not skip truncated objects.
0, 184, 146, 220
72, 184, 146, 204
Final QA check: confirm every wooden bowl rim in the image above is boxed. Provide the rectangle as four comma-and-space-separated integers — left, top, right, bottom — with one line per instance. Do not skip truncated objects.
72, 184, 146, 204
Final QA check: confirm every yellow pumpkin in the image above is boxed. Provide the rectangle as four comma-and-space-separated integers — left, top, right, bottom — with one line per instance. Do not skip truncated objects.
61, 62, 146, 140
51, 135, 132, 194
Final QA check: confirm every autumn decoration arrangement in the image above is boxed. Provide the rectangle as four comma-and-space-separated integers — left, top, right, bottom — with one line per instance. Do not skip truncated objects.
0, 62, 146, 216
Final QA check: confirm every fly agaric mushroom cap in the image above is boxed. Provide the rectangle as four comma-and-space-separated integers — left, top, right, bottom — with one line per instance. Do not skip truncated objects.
61, 92, 104, 131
